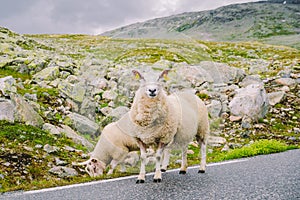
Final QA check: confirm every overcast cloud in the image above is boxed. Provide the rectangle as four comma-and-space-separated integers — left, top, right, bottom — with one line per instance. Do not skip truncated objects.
1, 0, 258, 35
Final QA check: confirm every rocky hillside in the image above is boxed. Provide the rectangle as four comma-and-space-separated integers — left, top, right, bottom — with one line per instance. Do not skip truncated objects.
102, 0, 300, 49
0, 26, 299, 192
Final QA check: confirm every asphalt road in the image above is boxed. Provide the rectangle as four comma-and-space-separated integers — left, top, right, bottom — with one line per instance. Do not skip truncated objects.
2, 149, 300, 200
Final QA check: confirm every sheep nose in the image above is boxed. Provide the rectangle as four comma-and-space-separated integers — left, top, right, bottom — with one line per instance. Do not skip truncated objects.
149, 89, 157, 94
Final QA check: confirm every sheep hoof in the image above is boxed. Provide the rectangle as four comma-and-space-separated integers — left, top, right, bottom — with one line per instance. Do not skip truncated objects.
153, 178, 162, 183
198, 170, 205, 173
136, 179, 145, 184
179, 170, 186, 174
161, 169, 166, 172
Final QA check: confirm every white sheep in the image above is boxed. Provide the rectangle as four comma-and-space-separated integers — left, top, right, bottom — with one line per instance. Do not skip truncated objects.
74, 113, 139, 177
129, 69, 209, 183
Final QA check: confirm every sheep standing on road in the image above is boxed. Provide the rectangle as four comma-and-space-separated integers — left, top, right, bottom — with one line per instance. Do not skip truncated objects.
74, 113, 139, 177
129, 69, 209, 183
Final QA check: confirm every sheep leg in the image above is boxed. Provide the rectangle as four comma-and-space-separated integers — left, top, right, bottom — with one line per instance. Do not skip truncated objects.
179, 147, 188, 174
153, 142, 166, 182
107, 160, 119, 175
119, 163, 126, 173
198, 138, 207, 173
136, 140, 147, 183
161, 148, 170, 172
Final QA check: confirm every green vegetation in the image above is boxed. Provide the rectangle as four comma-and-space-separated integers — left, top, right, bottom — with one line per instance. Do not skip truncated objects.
0, 68, 31, 81
0, 118, 298, 193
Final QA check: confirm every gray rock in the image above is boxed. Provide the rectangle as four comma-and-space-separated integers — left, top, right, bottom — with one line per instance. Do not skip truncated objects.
0, 99, 15, 122
102, 90, 118, 101
10, 93, 44, 127
268, 91, 286, 106
55, 157, 68, 166
208, 136, 226, 147
109, 106, 129, 120
33, 66, 60, 81
229, 84, 269, 121
207, 100, 222, 118
65, 112, 100, 137
176, 65, 214, 86
199, 61, 245, 84
24, 93, 38, 102
59, 125, 94, 150
274, 78, 296, 86
43, 123, 61, 136
58, 81, 86, 103
239, 75, 263, 88
48, 166, 78, 178
43, 144, 59, 154
248, 59, 270, 74
0, 76, 17, 96
79, 98, 96, 121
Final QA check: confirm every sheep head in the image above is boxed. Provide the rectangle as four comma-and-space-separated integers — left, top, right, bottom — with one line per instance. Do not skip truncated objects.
132, 69, 170, 99
74, 158, 106, 177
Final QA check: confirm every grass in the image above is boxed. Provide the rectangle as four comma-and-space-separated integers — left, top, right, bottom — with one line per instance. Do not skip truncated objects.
0, 119, 297, 193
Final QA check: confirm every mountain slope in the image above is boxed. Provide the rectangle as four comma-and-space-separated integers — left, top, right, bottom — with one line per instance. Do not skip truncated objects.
101, 0, 300, 49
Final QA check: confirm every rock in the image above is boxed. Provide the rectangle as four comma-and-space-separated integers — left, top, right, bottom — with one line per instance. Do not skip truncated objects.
187, 150, 194, 154
241, 117, 252, 129
32, 66, 60, 81
207, 100, 222, 118
239, 75, 263, 88
229, 115, 242, 122
248, 59, 270, 74
59, 125, 94, 150
48, 166, 78, 178
55, 157, 68, 166
102, 90, 118, 101
109, 106, 129, 120
24, 93, 38, 102
100, 107, 113, 116
65, 112, 100, 137
274, 78, 296, 86
208, 136, 226, 147
10, 93, 44, 127
268, 91, 286, 106
0, 99, 15, 122
124, 151, 139, 167
79, 98, 96, 120
221, 144, 230, 152
58, 81, 86, 103
43, 144, 59, 154
293, 128, 300, 134
199, 61, 245, 84
43, 123, 61, 136
229, 84, 269, 121
0, 76, 17, 96
176, 65, 214, 86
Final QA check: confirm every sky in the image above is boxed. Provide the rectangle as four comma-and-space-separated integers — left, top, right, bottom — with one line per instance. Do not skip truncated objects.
0, 0, 258, 35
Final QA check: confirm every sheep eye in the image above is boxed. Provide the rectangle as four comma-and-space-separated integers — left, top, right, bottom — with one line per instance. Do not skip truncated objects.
91, 159, 97, 163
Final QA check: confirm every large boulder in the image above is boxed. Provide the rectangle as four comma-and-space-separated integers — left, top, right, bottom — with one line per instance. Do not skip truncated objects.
58, 81, 86, 103
0, 99, 15, 122
32, 66, 60, 81
0, 76, 17, 96
10, 93, 44, 127
229, 84, 269, 121
43, 123, 94, 150
64, 112, 100, 137
199, 61, 246, 84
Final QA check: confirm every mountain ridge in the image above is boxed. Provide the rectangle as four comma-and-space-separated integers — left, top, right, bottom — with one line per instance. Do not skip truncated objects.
101, 0, 300, 49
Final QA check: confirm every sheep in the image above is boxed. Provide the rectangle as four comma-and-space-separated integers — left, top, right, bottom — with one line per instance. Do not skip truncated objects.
129, 69, 209, 183
74, 112, 139, 177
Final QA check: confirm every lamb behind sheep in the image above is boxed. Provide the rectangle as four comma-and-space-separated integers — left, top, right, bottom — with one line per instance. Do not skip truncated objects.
74, 113, 139, 177
129, 69, 209, 183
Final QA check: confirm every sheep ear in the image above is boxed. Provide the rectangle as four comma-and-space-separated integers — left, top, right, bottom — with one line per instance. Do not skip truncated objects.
132, 70, 145, 81
158, 69, 170, 81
